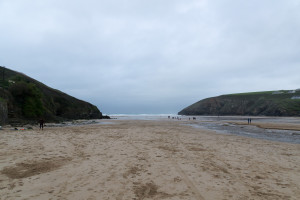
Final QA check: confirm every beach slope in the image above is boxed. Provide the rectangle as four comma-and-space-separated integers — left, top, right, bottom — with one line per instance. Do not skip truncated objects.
0, 120, 299, 199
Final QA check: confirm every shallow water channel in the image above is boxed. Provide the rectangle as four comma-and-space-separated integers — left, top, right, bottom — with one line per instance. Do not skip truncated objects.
186, 122, 300, 144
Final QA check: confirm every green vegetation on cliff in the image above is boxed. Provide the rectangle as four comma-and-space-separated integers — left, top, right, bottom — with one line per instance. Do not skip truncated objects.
0, 66, 102, 124
178, 90, 300, 116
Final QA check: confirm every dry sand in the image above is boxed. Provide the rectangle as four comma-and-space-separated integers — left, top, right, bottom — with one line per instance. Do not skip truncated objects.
0, 119, 299, 200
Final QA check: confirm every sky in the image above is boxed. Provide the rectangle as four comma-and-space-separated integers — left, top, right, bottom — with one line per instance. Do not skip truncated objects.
0, 0, 300, 114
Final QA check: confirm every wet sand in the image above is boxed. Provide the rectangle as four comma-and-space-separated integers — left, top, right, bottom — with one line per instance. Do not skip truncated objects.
0, 119, 299, 199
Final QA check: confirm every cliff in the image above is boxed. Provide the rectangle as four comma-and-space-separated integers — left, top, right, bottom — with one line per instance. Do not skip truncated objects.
0, 66, 102, 125
0, 98, 8, 124
178, 90, 300, 116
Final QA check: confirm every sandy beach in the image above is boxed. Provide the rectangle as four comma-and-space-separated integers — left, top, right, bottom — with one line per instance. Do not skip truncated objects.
0, 118, 300, 200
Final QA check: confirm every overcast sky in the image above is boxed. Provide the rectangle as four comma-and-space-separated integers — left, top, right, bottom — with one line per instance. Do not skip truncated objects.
1, 0, 300, 114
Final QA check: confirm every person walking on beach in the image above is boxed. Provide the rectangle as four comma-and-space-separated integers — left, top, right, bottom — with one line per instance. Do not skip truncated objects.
39, 118, 44, 130
248, 118, 250, 124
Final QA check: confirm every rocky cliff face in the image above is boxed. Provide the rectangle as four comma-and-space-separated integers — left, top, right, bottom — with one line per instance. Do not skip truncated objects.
0, 100, 8, 125
0, 66, 102, 124
179, 90, 300, 116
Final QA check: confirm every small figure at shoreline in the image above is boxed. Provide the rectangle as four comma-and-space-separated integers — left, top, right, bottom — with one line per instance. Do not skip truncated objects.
248, 118, 252, 124
39, 118, 45, 130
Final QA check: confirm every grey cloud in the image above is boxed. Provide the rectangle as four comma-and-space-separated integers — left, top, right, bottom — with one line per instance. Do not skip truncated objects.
0, 0, 299, 114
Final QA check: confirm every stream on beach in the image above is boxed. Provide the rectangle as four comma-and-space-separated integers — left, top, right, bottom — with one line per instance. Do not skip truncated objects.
183, 116, 300, 144
186, 122, 300, 144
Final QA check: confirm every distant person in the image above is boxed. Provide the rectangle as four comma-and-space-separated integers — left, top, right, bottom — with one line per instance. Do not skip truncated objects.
39, 118, 44, 130
248, 118, 250, 124
250, 118, 252, 124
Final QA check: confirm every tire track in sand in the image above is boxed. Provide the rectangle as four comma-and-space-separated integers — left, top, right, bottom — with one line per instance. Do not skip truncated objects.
161, 127, 205, 200
168, 156, 204, 200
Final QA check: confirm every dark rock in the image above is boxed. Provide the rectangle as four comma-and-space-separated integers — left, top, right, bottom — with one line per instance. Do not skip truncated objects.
0, 99, 8, 125
102, 115, 111, 119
